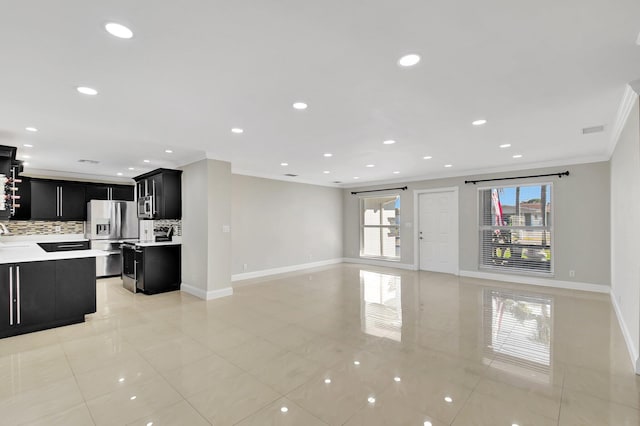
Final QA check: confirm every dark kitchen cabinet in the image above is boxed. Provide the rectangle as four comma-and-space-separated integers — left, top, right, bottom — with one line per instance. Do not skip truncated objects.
136, 244, 181, 295
134, 169, 182, 220
29, 179, 86, 221
1, 258, 97, 339
85, 184, 134, 202
55, 258, 96, 319
0, 261, 56, 337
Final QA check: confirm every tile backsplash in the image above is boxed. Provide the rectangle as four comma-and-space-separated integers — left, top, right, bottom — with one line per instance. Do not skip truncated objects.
0, 220, 85, 236
153, 219, 182, 236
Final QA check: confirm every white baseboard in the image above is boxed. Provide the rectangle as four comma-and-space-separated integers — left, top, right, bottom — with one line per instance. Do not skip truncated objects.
181, 282, 233, 300
610, 289, 640, 375
342, 257, 418, 271
231, 258, 343, 282
459, 270, 610, 294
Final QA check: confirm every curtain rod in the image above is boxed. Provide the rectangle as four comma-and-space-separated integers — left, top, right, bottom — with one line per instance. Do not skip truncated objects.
464, 171, 569, 185
351, 186, 407, 195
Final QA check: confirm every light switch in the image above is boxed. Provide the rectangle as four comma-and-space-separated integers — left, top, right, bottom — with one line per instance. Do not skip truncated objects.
222, 225, 230, 233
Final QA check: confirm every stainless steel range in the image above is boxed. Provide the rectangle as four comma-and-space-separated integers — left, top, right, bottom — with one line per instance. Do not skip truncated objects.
86, 200, 138, 277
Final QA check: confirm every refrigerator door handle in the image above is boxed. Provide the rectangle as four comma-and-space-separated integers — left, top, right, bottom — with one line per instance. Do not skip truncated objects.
115, 202, 122, 238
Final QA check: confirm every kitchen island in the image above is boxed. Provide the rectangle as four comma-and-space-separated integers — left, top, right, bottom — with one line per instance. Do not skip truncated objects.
0, 241, 107, 338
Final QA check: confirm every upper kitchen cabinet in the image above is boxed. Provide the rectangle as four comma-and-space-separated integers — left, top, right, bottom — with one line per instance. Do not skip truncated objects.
29, 179, 86, 221
134, 168, 182, 220
85, 183, 134, 202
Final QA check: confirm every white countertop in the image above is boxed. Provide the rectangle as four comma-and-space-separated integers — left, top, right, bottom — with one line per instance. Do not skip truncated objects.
0, 241, 107, 265
134, 240, 182, 247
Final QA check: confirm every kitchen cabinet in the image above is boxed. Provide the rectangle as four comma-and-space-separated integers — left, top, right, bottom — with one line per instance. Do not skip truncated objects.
123, 244, 181, 295
134, 168, 182, 220
0, 257, 96, 338
85, 184, 134, 202
30, 179, 86, 220
0, 261, 56, 337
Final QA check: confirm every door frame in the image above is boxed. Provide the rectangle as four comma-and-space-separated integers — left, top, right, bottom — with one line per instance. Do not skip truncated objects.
413, 187, 460, 274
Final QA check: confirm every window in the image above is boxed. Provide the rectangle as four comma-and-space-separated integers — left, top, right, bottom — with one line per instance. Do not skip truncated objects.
479, 184, 552, 274
360, 195, 400, 259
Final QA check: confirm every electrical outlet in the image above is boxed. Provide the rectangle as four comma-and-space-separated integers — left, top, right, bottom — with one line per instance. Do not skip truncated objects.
569, 270, 575, 278
242, 263, 248, 271
54, 225, 61, 233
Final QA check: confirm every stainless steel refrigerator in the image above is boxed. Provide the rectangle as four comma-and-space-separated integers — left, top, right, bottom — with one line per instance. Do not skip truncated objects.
86, 200, 139, 277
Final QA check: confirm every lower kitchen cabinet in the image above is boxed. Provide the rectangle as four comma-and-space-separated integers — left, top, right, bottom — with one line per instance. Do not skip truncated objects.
137, 245, 181, 295
0, 257, 96, 338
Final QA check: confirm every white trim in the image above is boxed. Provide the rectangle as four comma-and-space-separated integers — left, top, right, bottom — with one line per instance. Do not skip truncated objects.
608, 85, 639, 158
23, 168, 134, 184
343, 257, 418, 271
459, 270, 609, 294
610, 289, 640, 374
413, 187, 459, 274
232, 258, 343, 281
180, 282, 233, 300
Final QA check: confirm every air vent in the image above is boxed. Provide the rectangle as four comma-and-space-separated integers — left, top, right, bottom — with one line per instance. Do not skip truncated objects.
284, 173, 298, 177
78, 159, 100, 164
333, 181, 342, 184
582, 125, 604, 134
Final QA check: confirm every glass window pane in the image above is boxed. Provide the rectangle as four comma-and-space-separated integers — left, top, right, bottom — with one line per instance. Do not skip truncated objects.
362, 226, 400, 258
362, 196, 400, 226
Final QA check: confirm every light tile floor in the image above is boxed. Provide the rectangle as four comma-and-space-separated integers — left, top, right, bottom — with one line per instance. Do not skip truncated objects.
1, 263, 639, 425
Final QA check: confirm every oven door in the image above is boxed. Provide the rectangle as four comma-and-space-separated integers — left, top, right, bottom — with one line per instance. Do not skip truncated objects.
121, 244, 138, 292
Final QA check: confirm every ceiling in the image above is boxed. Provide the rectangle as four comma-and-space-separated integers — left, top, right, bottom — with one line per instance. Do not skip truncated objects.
1, 0, 639, 186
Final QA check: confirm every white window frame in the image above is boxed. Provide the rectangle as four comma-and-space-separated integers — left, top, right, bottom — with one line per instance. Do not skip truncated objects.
477, 182, 554, 276
359, 194, 401, 261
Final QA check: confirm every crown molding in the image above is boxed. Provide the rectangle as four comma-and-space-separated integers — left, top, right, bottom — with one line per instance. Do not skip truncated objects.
21, 168, 134, 184
607, 84, 640, 158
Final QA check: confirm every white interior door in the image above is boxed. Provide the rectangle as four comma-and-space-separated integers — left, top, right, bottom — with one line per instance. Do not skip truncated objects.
419, 190, 458, 274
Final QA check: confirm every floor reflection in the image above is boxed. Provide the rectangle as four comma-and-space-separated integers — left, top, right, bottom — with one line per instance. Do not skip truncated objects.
359, 270, 402, 341
484, 289, 553, 384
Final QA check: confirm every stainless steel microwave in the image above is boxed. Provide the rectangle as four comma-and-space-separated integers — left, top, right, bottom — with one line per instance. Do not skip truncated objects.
137, 195, 154, 219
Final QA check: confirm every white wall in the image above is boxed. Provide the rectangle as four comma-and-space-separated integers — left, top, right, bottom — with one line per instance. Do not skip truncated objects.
231, 175, 343, 275
610, 95, 640, 370
181, 159, 232, 298
344, 161, 611, 287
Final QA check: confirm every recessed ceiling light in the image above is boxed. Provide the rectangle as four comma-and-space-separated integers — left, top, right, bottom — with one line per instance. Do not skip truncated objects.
25, 127, 38, 132
280, 162, 288, 166
23, 144, 33, 148
324, 378, 332, 384
354, 360, 361, 365
393, 171, 400, 174
444, 396, 453, 403
143, 159, 150, 163
513, 154, 523, 159
231, 128, 244, 134
367, 396, 376, 404
444, 164, 452, 168
383, 140, 396, 145
117, 172, 123, 176
165, 149, 173, 153
128, 167, 134, 170
394, 376, 401, 382
323, 171, 330, 174
423, 156, 432, 160
365, 164, 375, 168
424, 422, 433, 426
499, 144, 511, 148
146, 423, 153, 426
293, 102, 308, 110
353, 177, 360, 180
323, 153, 333, 157
118, 378, 125, 383
77, 86, 98, 95
398, 54, 421, 67
105, 22, 133, 39
280, 407, 288, 413
130, 396, 137, 401
472, 119, 487, 126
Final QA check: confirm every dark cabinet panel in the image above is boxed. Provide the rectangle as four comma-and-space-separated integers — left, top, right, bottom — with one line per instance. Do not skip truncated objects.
0, 265, 11, 334
59, 182, 86, 220
111, 185, 134, 201
30, 180, 58, 220
85, 185, 109, 201
55, 258, 96, 318
137, 245, 181, 294
14, 261, 56, 327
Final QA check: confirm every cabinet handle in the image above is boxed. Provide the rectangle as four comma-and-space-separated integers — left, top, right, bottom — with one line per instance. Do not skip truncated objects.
152, 181, 156, 215
16, 266, 20, 325
9, 266, 13, 326
59, 187, 63, 216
